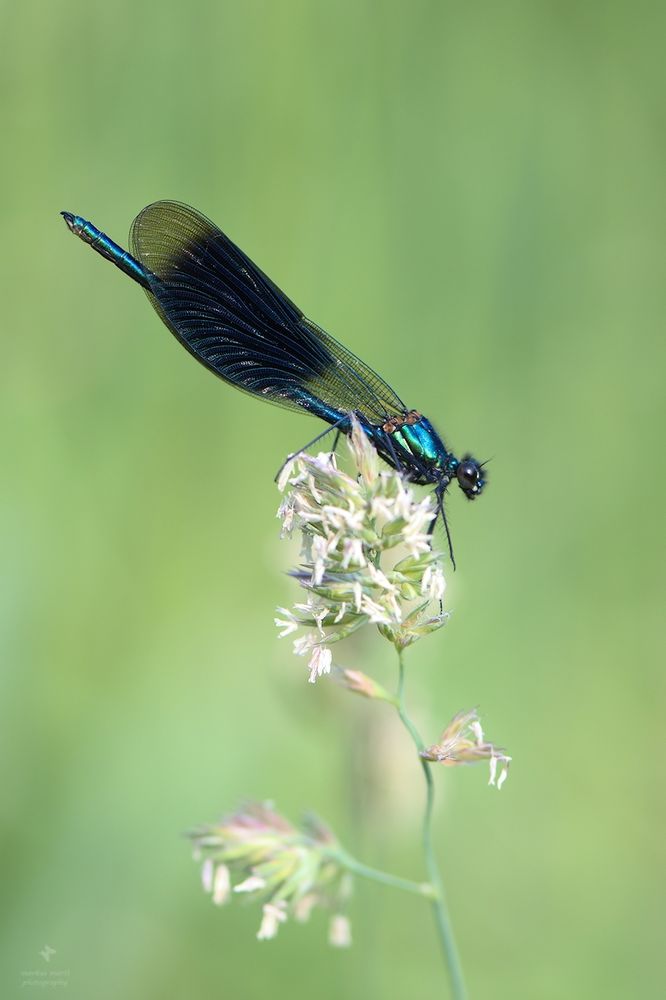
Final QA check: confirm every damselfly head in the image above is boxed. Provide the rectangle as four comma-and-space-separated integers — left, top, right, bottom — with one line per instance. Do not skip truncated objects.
455, 455, 486, 500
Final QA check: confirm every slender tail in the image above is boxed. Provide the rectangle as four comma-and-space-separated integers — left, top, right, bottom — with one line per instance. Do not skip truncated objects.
61, 211, 152, 290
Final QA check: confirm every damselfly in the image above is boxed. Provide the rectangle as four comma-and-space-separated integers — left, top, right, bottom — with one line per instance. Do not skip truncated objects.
61, 202, 486, 564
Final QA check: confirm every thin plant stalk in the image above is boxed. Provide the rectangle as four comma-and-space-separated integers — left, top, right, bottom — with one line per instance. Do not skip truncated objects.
328, 847, 436, 900
397, 652, 468, 1000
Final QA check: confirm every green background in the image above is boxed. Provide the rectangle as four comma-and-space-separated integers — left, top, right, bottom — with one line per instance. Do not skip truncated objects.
2, 2, 664, 997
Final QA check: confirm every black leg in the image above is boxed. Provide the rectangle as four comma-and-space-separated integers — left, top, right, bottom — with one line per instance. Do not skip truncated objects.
437, 488, 457, 571
381, 429, 404, 474
428, 490, 439, 536
273, 415, 349, 482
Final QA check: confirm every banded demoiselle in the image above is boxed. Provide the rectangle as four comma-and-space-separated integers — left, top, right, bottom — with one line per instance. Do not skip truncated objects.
61, 202, 487, 564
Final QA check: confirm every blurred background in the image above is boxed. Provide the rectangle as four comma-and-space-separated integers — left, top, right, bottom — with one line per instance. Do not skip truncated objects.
1, 2, 664, 997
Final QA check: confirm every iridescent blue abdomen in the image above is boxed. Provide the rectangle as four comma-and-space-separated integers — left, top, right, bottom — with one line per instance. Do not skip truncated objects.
61, 212, 150, 289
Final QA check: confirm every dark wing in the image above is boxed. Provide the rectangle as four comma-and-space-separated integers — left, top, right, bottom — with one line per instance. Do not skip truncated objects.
129, 201, 406, 423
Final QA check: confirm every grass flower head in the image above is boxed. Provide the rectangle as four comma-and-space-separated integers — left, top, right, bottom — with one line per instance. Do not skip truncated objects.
421, 708, 511, 790
276, 417, 448, 679
190, 802, 352, 944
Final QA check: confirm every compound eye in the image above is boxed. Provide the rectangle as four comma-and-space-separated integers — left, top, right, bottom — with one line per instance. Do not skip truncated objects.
457, 460, 480, 491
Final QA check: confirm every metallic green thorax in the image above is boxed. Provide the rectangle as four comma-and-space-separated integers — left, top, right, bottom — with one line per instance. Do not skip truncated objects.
396, 419, 446, 466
